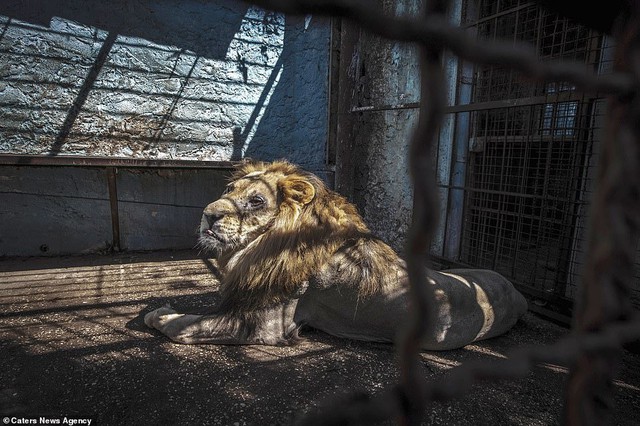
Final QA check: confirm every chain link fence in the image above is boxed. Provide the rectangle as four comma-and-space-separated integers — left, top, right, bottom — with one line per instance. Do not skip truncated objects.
240, 0, 639, 424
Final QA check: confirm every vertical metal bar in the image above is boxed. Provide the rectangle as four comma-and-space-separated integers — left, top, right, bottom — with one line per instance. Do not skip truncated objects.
492, 106, 509, 271
512, 107, 532, 279
334, 20, 360, 201
444, 54, 474, 260
556, 97, 588, 293
326, 16, 342, 172
435, 2, 462, 258
564, 8, 640, 425
106, 167, 121, 252
437, 0, 465, 260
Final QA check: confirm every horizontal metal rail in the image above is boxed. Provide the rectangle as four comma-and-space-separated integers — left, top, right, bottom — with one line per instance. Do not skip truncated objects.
348, 91, 597, 114
0, 154, 237, 169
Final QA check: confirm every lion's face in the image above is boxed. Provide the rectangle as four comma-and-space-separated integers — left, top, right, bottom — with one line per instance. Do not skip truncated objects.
197, 165, 316, 256
198, 171, 280, 254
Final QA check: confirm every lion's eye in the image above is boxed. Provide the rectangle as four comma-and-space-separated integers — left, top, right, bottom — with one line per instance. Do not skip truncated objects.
223, 185, 234, 195
248, 195, 266, 208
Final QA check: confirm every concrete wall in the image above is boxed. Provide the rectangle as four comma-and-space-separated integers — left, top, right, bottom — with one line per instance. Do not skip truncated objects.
334, 0, 467, 256
0, 166, 113, 256
0, 166, 229, 256
0, 1, 330, 170
335, 0, 421, 253
116, 168, 229, 252
0, 0, 331, 256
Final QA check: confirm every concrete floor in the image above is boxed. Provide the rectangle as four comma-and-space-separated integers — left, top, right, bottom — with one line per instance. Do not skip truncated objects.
1, 250, 639, 425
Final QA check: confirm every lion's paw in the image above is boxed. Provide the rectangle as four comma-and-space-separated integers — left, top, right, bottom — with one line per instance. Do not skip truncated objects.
144, 305, 177, 329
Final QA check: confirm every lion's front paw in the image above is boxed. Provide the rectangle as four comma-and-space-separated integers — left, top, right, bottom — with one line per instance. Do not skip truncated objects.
144, 305, 177, 329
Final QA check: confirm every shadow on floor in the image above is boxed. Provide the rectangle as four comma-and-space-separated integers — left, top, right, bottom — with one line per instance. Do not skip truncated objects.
1, 250, 638, 425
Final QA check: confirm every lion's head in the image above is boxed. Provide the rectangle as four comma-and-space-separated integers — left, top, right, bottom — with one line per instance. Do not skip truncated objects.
197, 160, 375, 311
198, 161, 316, 255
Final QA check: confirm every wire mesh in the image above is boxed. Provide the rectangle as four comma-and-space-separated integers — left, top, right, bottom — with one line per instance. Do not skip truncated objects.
459, 102, 597, 296
238, 0, 639, 424
452, 2, 608, 308
441, 1, 640, 312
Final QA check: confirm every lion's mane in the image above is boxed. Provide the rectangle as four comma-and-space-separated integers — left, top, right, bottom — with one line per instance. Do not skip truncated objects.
215, 161, 399, 314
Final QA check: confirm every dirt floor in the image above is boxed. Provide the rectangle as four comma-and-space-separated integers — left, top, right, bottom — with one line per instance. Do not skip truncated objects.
0, 250, 638, 426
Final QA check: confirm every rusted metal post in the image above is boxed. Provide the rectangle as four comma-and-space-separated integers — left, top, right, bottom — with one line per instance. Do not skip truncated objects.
563, 7, 640, 426
106, 167, 121, 252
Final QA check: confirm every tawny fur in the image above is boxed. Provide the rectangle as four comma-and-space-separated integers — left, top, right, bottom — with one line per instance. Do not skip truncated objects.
145, 159, 527, 349
216, 160, 397, 313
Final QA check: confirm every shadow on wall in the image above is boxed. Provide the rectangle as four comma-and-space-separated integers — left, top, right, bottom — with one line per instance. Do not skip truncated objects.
244, 14, 329, 169
0, 0, 249, 60
0, 0, 329, 168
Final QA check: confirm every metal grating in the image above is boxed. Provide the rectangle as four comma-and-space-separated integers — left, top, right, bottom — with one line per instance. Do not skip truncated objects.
243, 1, 640, 424
460, 100, 596, 299
441, 1, 640, 309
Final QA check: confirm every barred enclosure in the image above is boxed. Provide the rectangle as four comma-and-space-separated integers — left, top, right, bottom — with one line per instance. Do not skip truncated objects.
434, 1, 633, 317
245, 0, 640, 425
1, 0, 638, 425
455, 1, 640, 315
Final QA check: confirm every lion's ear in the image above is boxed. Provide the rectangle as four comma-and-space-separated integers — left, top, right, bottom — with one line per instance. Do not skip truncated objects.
280, 178, 315, 205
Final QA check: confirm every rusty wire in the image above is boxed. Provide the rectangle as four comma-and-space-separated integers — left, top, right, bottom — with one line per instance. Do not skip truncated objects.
396, 0, 446, 423
234, 0, 640, 424
243, 0, 635, 96
563, 10, 640, 426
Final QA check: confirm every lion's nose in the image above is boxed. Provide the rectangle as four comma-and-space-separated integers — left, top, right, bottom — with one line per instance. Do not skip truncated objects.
204, 211, 223, 227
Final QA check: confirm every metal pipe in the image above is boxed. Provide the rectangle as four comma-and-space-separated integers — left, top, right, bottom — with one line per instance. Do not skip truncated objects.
106, 167, 121, 252
0, 154, 237, 169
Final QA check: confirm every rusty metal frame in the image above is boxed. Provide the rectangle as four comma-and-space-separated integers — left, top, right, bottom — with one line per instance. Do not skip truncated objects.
445, 4, 609, 311
0, 154, 237, 169
235, 1, 640, 425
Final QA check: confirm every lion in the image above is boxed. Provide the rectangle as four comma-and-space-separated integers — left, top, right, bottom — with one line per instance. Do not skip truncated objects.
144, 160, 527, 350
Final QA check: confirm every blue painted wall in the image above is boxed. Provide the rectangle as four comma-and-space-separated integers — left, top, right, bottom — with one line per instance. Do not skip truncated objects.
0, 0, 330, 172
0, 0, 331, 256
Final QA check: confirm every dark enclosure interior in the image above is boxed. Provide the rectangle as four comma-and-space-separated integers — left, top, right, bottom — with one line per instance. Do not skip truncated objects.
430, 1, 640, 319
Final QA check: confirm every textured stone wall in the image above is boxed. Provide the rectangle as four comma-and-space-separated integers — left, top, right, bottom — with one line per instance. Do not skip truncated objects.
0, 0, 330, 171
0, 0, 331, 256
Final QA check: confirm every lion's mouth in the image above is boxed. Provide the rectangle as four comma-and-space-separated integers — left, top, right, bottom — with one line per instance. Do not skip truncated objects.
204, 229, 224, 242
197, 229, 228, 254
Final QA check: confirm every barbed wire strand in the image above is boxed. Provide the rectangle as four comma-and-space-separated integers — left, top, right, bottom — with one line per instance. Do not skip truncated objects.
229, 0, 640, 424
396, 0, 447, 423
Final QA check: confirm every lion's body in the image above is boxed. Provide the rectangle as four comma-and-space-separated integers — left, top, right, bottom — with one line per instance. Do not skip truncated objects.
145, 161, 527, 350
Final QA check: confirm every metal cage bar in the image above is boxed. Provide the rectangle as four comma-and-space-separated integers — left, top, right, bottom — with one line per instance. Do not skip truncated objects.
449, 2, 617, 311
